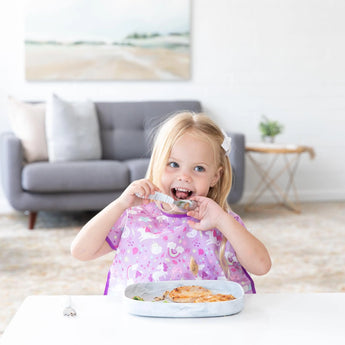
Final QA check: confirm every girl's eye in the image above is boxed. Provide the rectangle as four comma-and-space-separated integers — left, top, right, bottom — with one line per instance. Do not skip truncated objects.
168, 162, 179, 168
194, 166, 205, 172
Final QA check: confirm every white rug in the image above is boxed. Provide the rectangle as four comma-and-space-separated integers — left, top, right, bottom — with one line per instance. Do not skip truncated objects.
1, 202, 345, 336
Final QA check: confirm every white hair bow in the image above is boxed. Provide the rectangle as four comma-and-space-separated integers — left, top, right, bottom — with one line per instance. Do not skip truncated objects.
221, 129, 232, 155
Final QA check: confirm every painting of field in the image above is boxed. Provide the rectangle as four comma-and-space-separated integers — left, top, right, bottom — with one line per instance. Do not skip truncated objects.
25, 0, 190, 81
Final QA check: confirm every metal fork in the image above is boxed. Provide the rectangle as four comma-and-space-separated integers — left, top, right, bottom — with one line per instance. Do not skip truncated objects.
63, 296, 77, 317
136, 192, 197, 211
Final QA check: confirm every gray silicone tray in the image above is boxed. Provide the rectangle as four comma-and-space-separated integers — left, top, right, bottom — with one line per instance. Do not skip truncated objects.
124, 280, 244, 318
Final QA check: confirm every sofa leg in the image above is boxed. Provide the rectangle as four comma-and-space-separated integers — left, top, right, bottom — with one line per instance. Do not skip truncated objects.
28, 212, 37, 230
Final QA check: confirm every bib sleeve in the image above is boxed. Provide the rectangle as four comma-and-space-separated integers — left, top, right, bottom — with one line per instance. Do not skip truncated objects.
228, 210, 246, 228
106, 210, 128, 250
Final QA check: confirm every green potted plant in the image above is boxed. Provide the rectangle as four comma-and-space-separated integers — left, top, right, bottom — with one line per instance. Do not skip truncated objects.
259, 115, 284, 143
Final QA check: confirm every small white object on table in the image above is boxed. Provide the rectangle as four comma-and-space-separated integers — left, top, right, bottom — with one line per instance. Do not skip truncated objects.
1, 294, 344, 345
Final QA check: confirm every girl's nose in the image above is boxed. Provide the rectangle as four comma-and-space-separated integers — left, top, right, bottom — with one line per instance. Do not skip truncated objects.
178, 173, 191, 183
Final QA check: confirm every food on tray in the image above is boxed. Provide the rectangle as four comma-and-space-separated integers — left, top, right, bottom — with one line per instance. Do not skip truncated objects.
189, 256, 198, 276
168, 285, 236, 303
169, 285, 211, 303
153, 290, 169, 301
194, 293, 236, 303
133, 296, 144, 301
132, 285, 236, 303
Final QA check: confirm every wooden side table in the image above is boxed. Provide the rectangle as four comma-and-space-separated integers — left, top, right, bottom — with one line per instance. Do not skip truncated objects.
245, 142, 315, 213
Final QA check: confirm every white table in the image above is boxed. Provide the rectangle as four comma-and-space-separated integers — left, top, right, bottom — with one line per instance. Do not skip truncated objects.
2, 294, 344, 345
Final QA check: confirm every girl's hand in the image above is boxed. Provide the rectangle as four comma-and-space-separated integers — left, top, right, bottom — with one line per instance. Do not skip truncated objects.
187, 196, 226, 231
117, 179, 160, 209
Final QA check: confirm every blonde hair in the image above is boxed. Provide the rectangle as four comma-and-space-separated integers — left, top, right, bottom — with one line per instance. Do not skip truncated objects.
146, 111, 232, 279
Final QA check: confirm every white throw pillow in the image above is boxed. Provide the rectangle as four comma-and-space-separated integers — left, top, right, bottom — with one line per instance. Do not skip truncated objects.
46, 94, 102, 162
7, 96, 48, 162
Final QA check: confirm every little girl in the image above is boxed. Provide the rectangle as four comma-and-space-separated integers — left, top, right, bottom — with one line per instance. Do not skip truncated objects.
71, 112, 271, 295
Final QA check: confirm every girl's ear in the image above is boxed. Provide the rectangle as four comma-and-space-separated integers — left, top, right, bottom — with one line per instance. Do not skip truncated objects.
210, 167, 223, 187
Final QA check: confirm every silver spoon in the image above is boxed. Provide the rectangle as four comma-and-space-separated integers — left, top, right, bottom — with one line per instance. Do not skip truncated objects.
63, 296, 77, 317
136, 192, 197, 211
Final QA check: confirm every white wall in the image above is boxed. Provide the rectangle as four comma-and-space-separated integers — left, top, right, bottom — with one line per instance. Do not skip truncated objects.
1, 0, 345, 208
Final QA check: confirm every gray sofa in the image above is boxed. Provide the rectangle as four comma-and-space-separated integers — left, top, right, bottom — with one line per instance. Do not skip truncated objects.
1, 100, 245, 229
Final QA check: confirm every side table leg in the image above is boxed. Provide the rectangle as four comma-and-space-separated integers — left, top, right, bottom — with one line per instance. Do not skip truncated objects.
245, 152, 302, 213
281, 153, 302, 213
245, 153, 282, 209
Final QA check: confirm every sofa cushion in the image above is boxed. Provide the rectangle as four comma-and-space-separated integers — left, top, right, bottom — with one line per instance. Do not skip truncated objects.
22, 160, 129, 192
46, 94, 102, 162
96, 101, 202, 160
125, 158, 150, 181
7, 97, 48, 163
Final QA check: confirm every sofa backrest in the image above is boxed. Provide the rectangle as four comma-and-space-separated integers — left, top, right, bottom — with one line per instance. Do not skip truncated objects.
95, 101, 202, 161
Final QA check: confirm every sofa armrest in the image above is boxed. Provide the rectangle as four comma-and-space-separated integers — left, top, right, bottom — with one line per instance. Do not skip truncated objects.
0, 132, 25, 207
227, 131, 245, 204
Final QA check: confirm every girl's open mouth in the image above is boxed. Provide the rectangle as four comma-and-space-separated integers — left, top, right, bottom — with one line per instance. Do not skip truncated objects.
171, 188, 194, 200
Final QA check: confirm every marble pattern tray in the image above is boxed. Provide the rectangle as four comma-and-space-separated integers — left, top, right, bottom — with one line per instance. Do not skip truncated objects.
124, 280, 244, 318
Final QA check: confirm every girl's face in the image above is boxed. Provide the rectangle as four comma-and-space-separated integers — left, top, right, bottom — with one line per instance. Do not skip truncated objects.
160, 132, 222, 201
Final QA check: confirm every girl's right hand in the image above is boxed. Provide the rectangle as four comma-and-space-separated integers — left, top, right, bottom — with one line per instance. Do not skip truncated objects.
117, 179, 160, 209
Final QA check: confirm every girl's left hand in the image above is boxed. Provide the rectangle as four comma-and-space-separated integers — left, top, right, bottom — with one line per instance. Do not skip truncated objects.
186, 196, 225, 231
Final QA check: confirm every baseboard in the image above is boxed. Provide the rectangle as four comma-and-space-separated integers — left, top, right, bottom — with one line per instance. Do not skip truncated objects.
0, 195, 15, 214
241, 188, 345, 204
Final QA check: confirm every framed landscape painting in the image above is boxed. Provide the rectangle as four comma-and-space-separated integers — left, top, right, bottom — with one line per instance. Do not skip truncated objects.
25, 0, 190, 81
